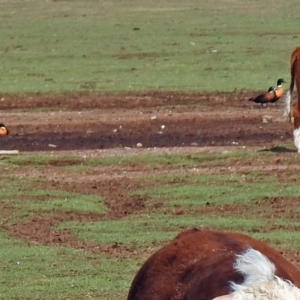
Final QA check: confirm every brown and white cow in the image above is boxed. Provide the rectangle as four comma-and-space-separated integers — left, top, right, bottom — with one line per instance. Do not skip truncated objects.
127, 228, 300, 300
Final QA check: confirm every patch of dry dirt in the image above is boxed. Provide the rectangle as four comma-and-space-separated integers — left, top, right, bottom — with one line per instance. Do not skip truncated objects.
0, 91, 293, 151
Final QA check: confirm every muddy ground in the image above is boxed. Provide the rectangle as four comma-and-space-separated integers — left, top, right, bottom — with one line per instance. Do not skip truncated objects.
1, 91, 300, 272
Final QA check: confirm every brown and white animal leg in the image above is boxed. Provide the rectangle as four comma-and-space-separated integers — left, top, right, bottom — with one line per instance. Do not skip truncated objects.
293, 107, 300, 152
283, 90, 292, 122
293, 56, 300, 152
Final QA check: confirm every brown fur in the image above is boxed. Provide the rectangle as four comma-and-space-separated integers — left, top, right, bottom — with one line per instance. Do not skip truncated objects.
127, 228, 300, 300
290, 47, 300, 128
293, 108, 300, 130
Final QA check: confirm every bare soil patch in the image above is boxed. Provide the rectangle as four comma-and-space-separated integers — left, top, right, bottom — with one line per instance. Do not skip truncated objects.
0, 91, 293, 151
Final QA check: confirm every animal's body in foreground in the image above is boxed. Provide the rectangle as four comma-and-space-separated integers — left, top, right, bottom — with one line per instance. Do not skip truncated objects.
249, 79, 285, 106
127, 228, 300, 300
284, 47, 300, 152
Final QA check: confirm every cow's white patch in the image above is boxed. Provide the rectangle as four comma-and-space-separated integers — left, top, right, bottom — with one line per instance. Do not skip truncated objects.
232, 249, 275, 289
212, 249, 300, 300
293, 127, 300, 153
229, 249, 300, 300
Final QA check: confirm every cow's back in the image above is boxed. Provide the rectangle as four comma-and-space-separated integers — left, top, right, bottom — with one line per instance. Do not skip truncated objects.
127, 228, 300, 300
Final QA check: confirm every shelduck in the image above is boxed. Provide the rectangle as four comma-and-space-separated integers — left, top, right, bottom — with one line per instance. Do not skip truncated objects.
249, 78, 286, 105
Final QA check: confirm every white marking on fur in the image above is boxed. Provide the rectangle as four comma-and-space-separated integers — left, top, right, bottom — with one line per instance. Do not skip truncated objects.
293, 127, 300, 153
232, 249, 275, 288
283, 91, 292, 122
229, 248, 300, 299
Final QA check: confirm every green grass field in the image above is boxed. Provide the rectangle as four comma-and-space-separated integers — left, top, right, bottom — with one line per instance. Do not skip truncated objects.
1, 150, 300, 299
0, 0, 299, 93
